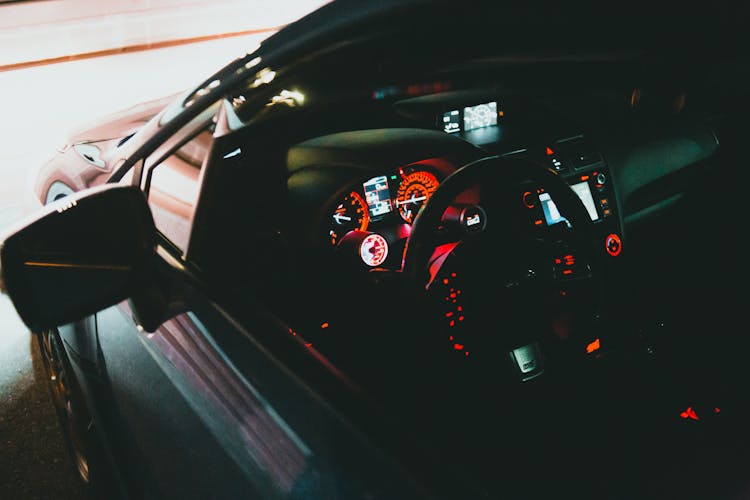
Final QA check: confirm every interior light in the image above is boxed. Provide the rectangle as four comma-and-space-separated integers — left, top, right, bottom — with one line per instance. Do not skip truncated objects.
250, 68, 276, 88
268, 89, 305, 107
585, 338, 601, 354
244, 56, 262, 70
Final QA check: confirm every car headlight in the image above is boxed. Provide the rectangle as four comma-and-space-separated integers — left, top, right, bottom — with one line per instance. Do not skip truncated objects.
73, 143, 106, 169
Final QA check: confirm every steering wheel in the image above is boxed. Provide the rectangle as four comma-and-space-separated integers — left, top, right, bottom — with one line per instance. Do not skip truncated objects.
401, 155, 603, 382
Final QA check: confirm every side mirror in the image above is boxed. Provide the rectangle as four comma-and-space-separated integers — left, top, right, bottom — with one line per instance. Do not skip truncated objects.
0, 184, 155, 332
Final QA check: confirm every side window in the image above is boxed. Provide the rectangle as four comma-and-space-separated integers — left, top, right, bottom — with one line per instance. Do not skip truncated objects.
146, 124, 214, 253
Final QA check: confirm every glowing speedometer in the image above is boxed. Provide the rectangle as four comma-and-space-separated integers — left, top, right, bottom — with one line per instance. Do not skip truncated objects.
395, 169, 440, 223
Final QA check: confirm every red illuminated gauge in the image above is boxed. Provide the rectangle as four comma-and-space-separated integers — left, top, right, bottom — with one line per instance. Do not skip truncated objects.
359, 233, 389, 267
396, 169, 440, 223
329, 191, 369, 246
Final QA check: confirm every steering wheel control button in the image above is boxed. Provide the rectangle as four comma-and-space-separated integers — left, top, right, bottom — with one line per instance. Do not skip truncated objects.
510, 342, 544, 381
605, 233, 622, 257
459, 205, 487, 234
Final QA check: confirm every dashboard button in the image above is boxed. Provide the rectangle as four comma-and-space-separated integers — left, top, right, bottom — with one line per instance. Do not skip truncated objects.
547, 156, 567, 172
605, 233, 622, 257
510, 342, 544, 381
460, 205, 487, 233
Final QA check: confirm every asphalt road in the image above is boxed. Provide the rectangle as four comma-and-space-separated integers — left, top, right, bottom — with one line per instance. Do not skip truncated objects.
0, 297, 90, 499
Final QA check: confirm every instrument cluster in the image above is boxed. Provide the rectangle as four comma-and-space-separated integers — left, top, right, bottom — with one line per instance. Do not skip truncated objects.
326, 160, 450, 268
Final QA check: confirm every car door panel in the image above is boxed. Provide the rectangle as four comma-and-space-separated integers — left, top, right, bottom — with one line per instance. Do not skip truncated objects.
95, 303, 254, 499
91, 255, 425, 499
58, 316, 99, 371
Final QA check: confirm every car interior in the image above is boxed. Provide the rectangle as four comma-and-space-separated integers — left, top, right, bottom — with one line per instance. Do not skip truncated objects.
125, 5, 750, 498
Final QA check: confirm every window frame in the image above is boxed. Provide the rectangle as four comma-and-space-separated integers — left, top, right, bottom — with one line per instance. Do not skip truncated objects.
139, 102, 221, 259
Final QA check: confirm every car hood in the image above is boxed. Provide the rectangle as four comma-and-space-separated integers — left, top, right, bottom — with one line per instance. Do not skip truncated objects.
64, 91, 179, 145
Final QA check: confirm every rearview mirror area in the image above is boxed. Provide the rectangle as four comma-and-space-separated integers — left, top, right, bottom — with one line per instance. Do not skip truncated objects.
0, 185, 156, 332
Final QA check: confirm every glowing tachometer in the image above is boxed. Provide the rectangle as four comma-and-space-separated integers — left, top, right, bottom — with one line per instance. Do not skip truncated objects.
396, 169, 440, 223
329, 191, 369, 246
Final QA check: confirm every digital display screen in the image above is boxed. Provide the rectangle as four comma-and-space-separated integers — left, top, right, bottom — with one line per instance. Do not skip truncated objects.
539, 183, 600, 226
539, 192, 569, 227
442, 109, 461, 133
363, 175, 393, 216
570, 181, 600, 221
463, 101, 497, 132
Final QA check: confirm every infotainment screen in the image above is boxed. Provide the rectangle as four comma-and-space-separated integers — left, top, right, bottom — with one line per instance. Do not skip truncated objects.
569, 181, 600, 221
442, 110, 461, 133
540, 182, 600, 226
463, 101, 497, 131
441, 101, 499, 133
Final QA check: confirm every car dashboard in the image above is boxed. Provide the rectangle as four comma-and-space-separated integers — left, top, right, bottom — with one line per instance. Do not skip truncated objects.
284, 90, 627, 283
198, 44, 739, 495
17, 2, 750, 497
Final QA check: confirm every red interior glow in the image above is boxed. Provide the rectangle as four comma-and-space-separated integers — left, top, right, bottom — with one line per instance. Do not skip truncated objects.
680, 407, 699, 420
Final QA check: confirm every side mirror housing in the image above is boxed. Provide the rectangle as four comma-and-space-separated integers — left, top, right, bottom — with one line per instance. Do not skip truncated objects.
0, 184, 155, 332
